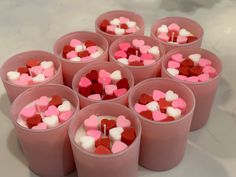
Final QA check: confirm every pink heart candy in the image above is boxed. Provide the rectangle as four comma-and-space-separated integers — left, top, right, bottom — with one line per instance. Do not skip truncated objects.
152, 90, 165, 101
84, 115, 98, 130
119, 42, 131, 51
134, 103, 148, 113
114, 88, 127, 97
177, 36, 187, 44
168, 61, 180, 69
42, 68, 54, 78
66, 51, 77, 59
114, 50, 127, 59
87, 46, 97, 54
36, 96, 49, 112
99, 69, 110, 79
111, 141, 128, 153
168, 23, 180, 32
119, 17, 129, 24
116, 115, 131, 128
140, 53, 154, 61
172, 98, 187, 112
30, 66, 43, 76
128, 55, 140, 63
203, 66, 216, 77
186, 76, 199, 83
19, 73, 32, 83
171, 53, 184, 62
176, 75, 187, 80
59, 111, 73, 123
20, 106, 36, 120
143, 60, 155, 66
86, 129, 102, 141
126, 28, 136, 34
140, 45, 151, 54
88, 94, 101, 100
199, 58, 212, 67
198, 73, 210, 82
32, 122, 47, 130
44, 105, 59, 117
158, 32, 169, 42
98, 77, 111, 85
132, 39, 145, 48
70, 39, 81, 47
107, 25, 116, 32
79, 77, 92, 87
153, 111, 167, 121
105, 84, 117, 95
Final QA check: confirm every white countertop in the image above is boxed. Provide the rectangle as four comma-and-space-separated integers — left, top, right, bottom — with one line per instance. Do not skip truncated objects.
0, 0, 235, 177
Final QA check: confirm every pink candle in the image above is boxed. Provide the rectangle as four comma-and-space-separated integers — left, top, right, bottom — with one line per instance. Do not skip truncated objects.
0, 50, 63, 102
95, 10, 144, 44
162, 48, 222, 131
53, 31, 109, 87
68, 102, 141, 177
11, 84, 80, 177
129, 78, 195, 170
151, 17, 204, 52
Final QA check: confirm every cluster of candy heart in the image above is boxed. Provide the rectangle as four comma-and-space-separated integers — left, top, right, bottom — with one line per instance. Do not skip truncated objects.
78, 69, 129, 100
76, 115, 136, 154
167, 53, 217, 82
156, 23, 198, 44
134, 89, 187, 121
17, 95, 74, 130
7, 59, 55, 85
114, 39, 160, 66
62, 39, 104, 62
100, 17, 139, 35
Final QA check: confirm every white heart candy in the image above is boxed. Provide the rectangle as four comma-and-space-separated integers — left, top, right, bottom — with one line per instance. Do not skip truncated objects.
58, 101, 71, 112
40, 61, 53, 69
75, 44, 86, 52
70, 57, 81, 61
79, 135, 95, 152
148, 46, 160, 55
167, 68, 179, 76
109, 127, 124, 142
165, 90, 179, 102
32, 74, 46, 83
110, 70, 122, 81
179, 29, 192, 37
166, 107, 181, 118
110, 18, 120, 26
7, 71, 20, 81
114, 28, 125, 35
158, 25, 168, 33
189, 54, 201, 64
91, 47, 104, 58
17, 118, 28, 128
118, 58, 129, 65
43, 115, 59, 128
126, 21, 136, 28
146, 101, 159, 111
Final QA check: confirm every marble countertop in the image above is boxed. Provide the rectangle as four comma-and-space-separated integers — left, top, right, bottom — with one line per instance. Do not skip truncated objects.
0, 0, 235, 177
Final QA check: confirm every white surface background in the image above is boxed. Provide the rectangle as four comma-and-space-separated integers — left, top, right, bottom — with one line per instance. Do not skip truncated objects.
0, 0, 236, 177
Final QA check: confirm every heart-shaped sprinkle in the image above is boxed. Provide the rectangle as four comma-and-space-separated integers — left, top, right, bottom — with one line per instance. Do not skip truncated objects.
139, 93, 153, 104
158, 24, 168, 33
111, 141, 128, 153
148, 46, 160, 56
146, 101, 159, 111
152, 90, 165, 101
116, 78, 129, 90
17, 118, 28, 128
117, 58, 129, 65
75, 44, 85, 52
188, 54, 201, 64
42, 67, 55, 78
95, 145, 111, 155
79, 86, 92, 97
26, 59, 40, 68
40, 61, 53, 69
63, 45, 74, 58
84, 115, 99, 130
179, 28, 192, 36
166, 107, 181, 118
59, 111, 73, 123
79, 136, 95, 152
17, 67, 29, 75
140, 110, 153, 120
168, 60, 180, 69
110, 70, 122, 81
86, 70, 98, 82
36, 96, 49, 112
26, 114, 42, 128
116, 115, 131, 128
44, 105, 59, 117
19, 73, 32, 83
128, 55, 140, 63
110, 18, 120, 25
87, 129, 102, 141
119, 17, 129, 24
7, 71, 20, 81
140, 45, 151, 54
189, 66, 202, 76
167, 68, 179, 76
104, 84, 117, 95
165, 90, 179, 102
203, 66, 216, 77
121, 127, 136, 145
32, 74, 45, 83
20, 106, 36, 120
140, 53, 153, 61
32, 122, 47, 130
171, 97, 187, 112
177, 36, 187, 44
158, 33, 169, 42
58, 101, 71, 112
84, 40, 96, 48
119, 43, 131, 51
88, 94, 102, 100
134, 103, 148, 113
43, 115, 59, 128
70, 39, 82, 47
101, 119, 116, 136
92, 83, 103, 94
168, 23, 180, 32
171, 53, 184, 62
132, 39, 145, 48
199, 58, 212, 67
152, 111, 167, 122
198, 73, 210, 82
114, 28, 125, 35
159, 98, 171, 112
180, 59, 194, 67
79, 77, 92, 87
109, 127, 124, 141
66, 51, 78, 59
114, 50, 127, 59
107, 25, 116, 32
95, 137, 110, 149
114, 88, 127, 97
87, 46, 97, 54
49, 95, 62, 107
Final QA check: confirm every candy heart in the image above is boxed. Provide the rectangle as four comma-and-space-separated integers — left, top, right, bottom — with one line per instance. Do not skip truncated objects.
110, 18, 120, 25
26, 114, 42, 128
139, 93, 153, 104
189, 54, 201, 64
84, 115, 99, 130
132, 39, 145, 48
152, 90, 165, 101
158, 33, 169, 42
17, 118, 28, 128
152, 111, 167, 121
157, 24, 168, 33
203, 66, 216, 77
66, 51, 78, 59
30, 65, 43, 76
101, 119, 116, 135
116, 78, 129, 89
87, 46, 97, 54
140, 53, 153, 61
79, 85, 92, 97
107, 25, 116, 32
166, 107, 181, 118
140, 110, 153, 120
140, 45, 151, 54
78, 51, 90, 58
58, 101, 71, 112
111, 141, 128, 153
42, 68, 55, 78
32, 122, 47, 130
87, 129, 102, 141
165, 90, 179, 102
146, 101, 159, 111
36, 96, 49, 112
109, 127, 124, 141
17, 67, 29, 75
95, 145, 111, 155
186, 76, 199, 82
176, 75, 187, 81
40, 61, 53, 69
79, 77, 92, 87
95, 137, 110, 149
114, 28, 125, 35
179, 28, 192, 37
168, 23, 180, 32
32, 74, 45, 83
7, 71, 20, 81
49, 95, 62, 107
70, 39, 82, 47
128, 55, 140, 63
181, 59, 194, 67
126, 28, 136, 34
198, 73, 210, 82
143, 60, 155, 66
159, 98, 172, 112
148, 46, 160, 55
92, 83, 103, 94
171, 53, 184, 62
44, 105, 59, 117
105, 84, 117, 95
121, 127, 136, 145
20, 106, 36, 120
168, 61, 180, 69
63, 45, 74, 58
100, 19, 110, 32
75, 44, 86, 52
88, 94, 101, 100
26, 59, 40, 68
86, 70, 98, 82
91, 47, 104, 58
116, 115, 131, 128
98, 77, 111, 85
59, 111, 73, 123
172, 98, 187, 112
117, 58, 129, 65
114, 88, 127, 97
126, 21, 136, 28
110, 70, 122, 81
189, 66, 202, 76
134, 103, 148, 113
167, 68, 179, 76
119, 43, 131, 51
119, 17, 129, 24
199, 58, 212, 67
43, 115, 59, 128
98, 69, 110, 79
19, 73, 32, 83
177, 36, 187, 44
79, 136, 95, 152
84, 40, 96, 48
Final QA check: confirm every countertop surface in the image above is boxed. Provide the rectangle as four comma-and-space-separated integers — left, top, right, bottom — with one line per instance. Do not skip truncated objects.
0, 0, 235, 177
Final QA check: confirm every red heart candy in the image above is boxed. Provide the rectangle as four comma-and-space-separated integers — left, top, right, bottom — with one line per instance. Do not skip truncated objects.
26, 114, 42, 128
161, 116, 175, 122
95, 145, 111, 155
187, 36, 198, 43
126, 47, 140, 57
158, 98, 171, 113
121, 127, 136, 145
26, 59, 40, 68
78, 85, 92, 97
100, 19, 110, 32
101, 119, 116, 135
116, 78, 129, 90
49, 95, 63, 107
120, 24, 128, 30
180, 59, 194, 67
62, 45, 74, 58
95, 137, 111, 149
103, 94, 117, 100
78, 51, 90, 58
17, 67, 29, 75
129, 61, 144, 66
86, 70, 98, 83
84, 40, 96, 48
189, 66, 203, 76
92, 83, 103, 95
139, 93, 153, 105
140, 110, 153, 120
179, 66, 190, 76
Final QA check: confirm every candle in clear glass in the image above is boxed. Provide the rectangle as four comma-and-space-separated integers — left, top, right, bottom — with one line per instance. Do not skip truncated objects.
162, 48, 222, 131
11, 84, 80, 177
72, 61, 134, 108
0, 50, 63, 102
129, 78, 195, 170
151, 17, 204, 52
95, 10, 144, 45
53, 31, 109, 87
109, 35, 165, 84
68, 102, 141, 177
